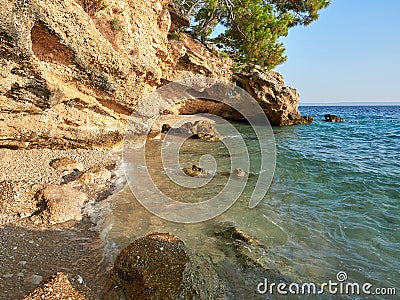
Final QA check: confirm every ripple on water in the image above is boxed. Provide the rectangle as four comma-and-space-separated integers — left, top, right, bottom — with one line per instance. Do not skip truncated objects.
102, 106, 399, 299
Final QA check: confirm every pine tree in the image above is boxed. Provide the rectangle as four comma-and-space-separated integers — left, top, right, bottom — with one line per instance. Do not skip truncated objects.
175, 0, 330, 69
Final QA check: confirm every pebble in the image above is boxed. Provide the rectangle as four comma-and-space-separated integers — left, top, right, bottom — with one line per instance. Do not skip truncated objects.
30, 274, 43, 285
76, 275, 83, 284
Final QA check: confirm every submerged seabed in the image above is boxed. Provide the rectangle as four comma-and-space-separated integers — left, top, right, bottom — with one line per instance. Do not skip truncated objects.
100, 106, 399, 299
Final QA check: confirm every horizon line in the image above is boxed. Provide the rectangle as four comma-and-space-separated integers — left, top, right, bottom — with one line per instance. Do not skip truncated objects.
300, 101, 400, 106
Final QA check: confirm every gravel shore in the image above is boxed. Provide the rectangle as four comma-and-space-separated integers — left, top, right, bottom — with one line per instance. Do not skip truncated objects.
0, 148, 118, 184
0, 147, 123, 299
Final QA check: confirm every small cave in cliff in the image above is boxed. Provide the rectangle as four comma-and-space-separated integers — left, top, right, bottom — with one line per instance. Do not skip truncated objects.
31, 21, 75, 66
161, 99, 245, 122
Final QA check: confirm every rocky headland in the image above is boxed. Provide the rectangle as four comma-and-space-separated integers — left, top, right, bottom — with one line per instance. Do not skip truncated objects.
0, 0, 311, 298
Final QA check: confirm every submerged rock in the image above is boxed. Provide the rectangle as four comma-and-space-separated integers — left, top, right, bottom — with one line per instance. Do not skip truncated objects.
215, 222, 261, 248
107, 232, 225, 300
183, 164, 208, 177
232, 168, 246, 177
22, 272, 98, 300
324, 114, 345, 122
214, 222, 284, 280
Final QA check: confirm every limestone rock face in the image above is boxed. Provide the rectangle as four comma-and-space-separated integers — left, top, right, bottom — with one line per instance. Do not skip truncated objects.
0, 0, 170, 149
0, 0, 310, 150
107, 232, 225, 300
168, 2, 190, 32
234, 66, 313, 126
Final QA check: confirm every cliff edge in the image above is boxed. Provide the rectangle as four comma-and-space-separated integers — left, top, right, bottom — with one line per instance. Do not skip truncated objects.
0, 0, 311, 149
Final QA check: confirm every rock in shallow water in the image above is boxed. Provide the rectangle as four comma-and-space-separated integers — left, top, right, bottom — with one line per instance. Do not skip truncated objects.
214, 222, 285, 281
183, 164, 208, 177
183, 120, 222, 142
107, 232, 225, 300
232, 168, 246, 177
160, 120, 222, 142
324, 114, 345, 122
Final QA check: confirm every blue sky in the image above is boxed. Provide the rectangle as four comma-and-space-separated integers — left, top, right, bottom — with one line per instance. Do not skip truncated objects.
275, 0, 400, 104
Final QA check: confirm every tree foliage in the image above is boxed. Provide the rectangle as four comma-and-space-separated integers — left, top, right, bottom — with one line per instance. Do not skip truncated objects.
175, 0, 330, 69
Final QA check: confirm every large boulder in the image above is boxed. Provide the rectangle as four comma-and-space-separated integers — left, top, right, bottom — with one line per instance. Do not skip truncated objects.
182, 120, 222, 141
33, 185, 87, 224
107, 232, 225, 300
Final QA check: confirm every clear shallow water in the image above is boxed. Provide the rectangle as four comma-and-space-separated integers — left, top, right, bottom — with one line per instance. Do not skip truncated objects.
102, 106, 399, 298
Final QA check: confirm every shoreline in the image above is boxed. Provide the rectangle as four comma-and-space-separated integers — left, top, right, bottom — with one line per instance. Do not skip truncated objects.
0, 132, 279, 299
0, 147, 125, 299
0, 113, 232, 298
1, 105, 398, 298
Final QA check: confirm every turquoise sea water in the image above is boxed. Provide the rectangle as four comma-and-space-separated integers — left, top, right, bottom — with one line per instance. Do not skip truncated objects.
266, 106, 400, 296
104, 105, 399, 299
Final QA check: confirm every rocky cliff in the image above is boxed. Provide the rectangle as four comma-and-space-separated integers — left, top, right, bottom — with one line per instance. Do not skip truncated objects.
0, 0, 311, 149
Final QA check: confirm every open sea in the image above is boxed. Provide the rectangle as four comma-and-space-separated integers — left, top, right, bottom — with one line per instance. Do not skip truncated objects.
101, 105, 399, 299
